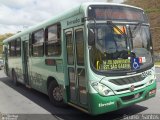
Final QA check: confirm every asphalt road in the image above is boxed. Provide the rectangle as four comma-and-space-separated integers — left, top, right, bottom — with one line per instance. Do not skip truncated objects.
0, 69, 160, 120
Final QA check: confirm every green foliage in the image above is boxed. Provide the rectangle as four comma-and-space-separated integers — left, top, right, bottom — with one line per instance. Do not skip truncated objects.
0, 33, 14, 55
0, 33, 13, 41
145, 8, 160, 13
155, 61, 160, 65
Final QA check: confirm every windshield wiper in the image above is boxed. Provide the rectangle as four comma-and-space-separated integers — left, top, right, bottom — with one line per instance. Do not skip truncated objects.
131, 22, 142, 38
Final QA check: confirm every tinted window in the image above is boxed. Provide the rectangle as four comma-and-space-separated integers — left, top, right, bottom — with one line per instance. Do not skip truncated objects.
66, 31, 74, 65
33, 29, 44, 44
32, 29, 44, 57
45, 24, 61, 56
9, 40, 16, 57
16, 38, 21, 56
75, 29, 84, 66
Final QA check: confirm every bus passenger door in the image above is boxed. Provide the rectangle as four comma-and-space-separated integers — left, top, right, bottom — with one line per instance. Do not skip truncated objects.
22, 41, 29, 86
65, 26, 87, 108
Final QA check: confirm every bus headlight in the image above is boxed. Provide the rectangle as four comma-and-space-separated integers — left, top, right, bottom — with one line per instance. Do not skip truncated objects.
146, 75, 156, 86
91, 82, 114, 96
146, 79, 155, 86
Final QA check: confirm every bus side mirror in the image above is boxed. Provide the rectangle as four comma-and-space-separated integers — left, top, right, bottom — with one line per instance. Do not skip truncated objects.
88, 38, 95, 46
88, 28, 96, 46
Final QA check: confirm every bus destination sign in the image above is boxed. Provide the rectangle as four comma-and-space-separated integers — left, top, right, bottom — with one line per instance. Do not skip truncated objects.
88, 6, 146, 22
96, 59, 131, 70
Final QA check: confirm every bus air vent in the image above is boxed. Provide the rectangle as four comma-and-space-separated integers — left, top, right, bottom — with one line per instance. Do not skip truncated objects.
109, 75, 145, 85
116, 84, 144, 92
121, 91, 143, 102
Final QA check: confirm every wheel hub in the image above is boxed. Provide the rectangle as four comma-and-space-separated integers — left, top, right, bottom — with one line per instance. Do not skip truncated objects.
52, 86, 63, 101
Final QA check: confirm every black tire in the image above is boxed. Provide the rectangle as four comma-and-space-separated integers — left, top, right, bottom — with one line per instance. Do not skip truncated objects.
12, 70, 19, 86
48, 81, 65, 107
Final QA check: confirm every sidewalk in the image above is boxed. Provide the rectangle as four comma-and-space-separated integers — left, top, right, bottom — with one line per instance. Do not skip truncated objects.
155, 65, 160, 68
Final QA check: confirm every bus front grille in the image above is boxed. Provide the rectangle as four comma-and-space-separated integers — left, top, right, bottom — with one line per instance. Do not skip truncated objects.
109, 75, 145, 85
120, 91, 144, 102
116, 84, 144, 92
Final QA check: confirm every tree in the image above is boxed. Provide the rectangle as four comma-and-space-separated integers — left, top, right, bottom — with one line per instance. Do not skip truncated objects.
0, 33, 14, 56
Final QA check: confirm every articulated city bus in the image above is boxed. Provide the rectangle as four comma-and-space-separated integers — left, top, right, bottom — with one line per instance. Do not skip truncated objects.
3, 2, 156, 115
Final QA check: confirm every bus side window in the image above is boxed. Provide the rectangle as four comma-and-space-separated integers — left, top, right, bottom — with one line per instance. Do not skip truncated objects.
32, 29, 44, 57
66, 31, 74, 65
75, 29, 84, 66
16, 38, 21, 57
45, 23, 61, 56
9, 40, 16, 57
29, 34, 32, 57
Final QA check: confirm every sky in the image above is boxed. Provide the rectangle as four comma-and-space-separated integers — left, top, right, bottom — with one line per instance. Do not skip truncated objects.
0, 0, 125, 34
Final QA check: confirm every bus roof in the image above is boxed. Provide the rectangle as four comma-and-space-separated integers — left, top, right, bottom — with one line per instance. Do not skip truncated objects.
3, 2, 143, 43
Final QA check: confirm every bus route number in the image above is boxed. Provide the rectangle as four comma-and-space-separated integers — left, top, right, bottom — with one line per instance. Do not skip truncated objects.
141, 71, 152, 78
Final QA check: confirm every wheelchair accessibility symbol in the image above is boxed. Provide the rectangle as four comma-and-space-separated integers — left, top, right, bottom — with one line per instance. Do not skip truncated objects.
131, 58, 140, 70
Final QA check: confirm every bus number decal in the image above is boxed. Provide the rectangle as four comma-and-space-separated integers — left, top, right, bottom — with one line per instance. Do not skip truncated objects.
67, 18, 80, 26
141, 70, 152, 78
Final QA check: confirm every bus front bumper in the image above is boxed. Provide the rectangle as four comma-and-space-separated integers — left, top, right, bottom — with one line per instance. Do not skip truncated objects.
89, 81, 156, 115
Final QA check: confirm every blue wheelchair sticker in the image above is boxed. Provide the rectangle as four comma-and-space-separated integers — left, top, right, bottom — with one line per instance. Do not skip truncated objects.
131, 58, 140, 70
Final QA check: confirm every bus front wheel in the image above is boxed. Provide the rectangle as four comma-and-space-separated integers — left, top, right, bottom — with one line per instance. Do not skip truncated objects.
48, 81, 64, 106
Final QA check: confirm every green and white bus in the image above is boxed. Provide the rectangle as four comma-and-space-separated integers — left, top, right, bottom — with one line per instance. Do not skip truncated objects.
3, 2, 156, 115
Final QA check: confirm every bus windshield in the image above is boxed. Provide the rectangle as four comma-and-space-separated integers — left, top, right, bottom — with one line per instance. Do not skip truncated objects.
88, 23, 153, 73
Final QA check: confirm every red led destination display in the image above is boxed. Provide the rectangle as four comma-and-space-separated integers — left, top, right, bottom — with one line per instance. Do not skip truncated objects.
88, 6, 146, 22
